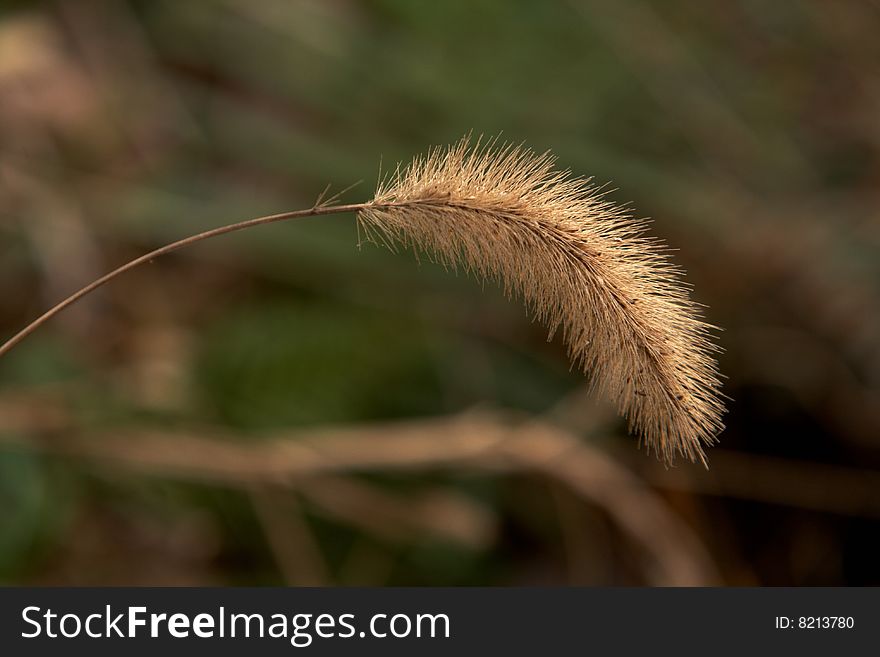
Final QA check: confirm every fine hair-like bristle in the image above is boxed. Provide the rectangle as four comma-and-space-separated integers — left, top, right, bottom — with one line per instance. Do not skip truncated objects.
358, 137, 725, 463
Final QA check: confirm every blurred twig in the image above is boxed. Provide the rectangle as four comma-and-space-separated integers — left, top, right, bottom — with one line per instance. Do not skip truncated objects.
249, 486, 329, 586
0, 403, 717, 585
297, 474, 495, 551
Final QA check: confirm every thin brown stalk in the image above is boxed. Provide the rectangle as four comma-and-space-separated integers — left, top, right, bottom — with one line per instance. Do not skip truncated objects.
0, 202, 369, 360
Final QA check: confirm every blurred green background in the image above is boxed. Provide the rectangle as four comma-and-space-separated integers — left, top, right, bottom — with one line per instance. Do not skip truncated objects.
1, 0, 878, 585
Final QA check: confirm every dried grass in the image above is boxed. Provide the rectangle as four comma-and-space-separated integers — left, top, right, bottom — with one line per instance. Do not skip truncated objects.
1, 137, 724, 462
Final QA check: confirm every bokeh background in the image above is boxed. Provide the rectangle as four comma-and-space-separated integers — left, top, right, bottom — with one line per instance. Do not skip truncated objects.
1, 0, 878, 586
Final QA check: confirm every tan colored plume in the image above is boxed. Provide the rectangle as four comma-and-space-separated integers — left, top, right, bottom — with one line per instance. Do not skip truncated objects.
358, 138, 725, 463
0, 137, 724, 463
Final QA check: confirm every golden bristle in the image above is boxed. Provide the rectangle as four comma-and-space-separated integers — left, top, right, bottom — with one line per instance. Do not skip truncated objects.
359, 137, 725, 463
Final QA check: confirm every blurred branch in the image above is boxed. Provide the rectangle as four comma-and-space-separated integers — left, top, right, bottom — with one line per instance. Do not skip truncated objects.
0, 403, 716, 585
7, 388, 879, 520
297, 474, 495, 551
249, 486, 329, 586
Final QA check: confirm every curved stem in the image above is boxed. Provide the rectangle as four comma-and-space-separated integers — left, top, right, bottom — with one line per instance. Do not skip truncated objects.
0, 201, 371, 359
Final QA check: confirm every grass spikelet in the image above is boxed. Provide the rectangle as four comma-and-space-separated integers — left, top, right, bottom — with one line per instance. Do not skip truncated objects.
0, 136, 724, 463
358, 137, 725, 463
